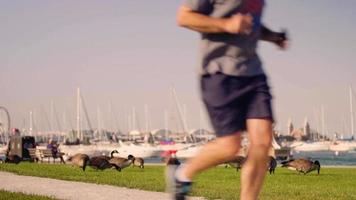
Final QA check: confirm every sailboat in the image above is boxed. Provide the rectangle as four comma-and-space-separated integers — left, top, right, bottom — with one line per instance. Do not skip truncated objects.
291, 141, 330, 152
329, 141, 354, 152
351, 85, 355, 140
117, 140, 162, 158
0, 106, 11, 145
329, 86, 356, 154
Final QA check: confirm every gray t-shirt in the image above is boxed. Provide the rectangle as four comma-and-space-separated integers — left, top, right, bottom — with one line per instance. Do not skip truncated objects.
184, 0, 265, 76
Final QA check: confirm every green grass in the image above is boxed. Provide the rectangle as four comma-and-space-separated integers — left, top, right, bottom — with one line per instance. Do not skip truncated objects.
0, 190, 55, 200
1, 163, 356, 200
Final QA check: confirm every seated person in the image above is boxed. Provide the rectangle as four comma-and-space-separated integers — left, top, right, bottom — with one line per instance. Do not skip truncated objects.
47, 139, 65, 164
47, 139, 58, 157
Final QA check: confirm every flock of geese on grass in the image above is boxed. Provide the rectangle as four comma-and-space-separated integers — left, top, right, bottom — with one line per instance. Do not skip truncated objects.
67, 150, 144, 172
163, 150, 321, 175
2, 149, 321, 175
225, 156, 321, 175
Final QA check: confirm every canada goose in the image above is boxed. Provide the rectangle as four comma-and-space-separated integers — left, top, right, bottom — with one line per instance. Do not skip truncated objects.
95, 150, 117, 160
225, 156, 246, 171
110, 150, 119, 158
88, 156, 114, 170
4, 155, 22, 164
68, 153, 89, 171
4, 150, 21, 164
109, 154, 134, 171
268, 156, 277, 174
132, 157, 144, 169
282, 158, 320, 175
226, 156, 276, 174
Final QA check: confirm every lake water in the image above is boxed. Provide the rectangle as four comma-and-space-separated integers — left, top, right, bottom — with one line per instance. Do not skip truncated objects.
290, 151, 356, 166
145, 151, 356, 166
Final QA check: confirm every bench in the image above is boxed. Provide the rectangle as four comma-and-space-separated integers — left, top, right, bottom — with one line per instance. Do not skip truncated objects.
38, 149, 65, 164
26, 148, 39, 162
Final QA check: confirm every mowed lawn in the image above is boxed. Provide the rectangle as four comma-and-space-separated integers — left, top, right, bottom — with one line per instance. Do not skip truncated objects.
0, 189, 55, 200
0, 163, 355, 200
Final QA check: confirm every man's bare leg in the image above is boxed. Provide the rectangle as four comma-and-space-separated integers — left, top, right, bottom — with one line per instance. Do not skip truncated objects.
241, 119, 273, 200
180, 133, 242, 180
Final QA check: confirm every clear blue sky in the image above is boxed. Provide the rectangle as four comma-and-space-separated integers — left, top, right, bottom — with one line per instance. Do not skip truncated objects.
1, 1, 356, 136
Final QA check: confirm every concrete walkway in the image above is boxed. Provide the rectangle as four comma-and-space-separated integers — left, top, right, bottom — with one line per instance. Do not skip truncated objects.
0, 172, 204, 200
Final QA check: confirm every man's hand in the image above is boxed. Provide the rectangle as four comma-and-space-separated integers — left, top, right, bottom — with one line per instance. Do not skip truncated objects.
223, 14, 253, 35
260, 26, 289, 50
274, 31, 288, 50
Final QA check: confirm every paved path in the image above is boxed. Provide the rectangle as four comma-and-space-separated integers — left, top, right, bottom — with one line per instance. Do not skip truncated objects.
0, 172, 204, 200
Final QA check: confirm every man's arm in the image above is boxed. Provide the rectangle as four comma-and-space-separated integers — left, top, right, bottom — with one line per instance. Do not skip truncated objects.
260, 25, 288, 49
177, 6, 253, 34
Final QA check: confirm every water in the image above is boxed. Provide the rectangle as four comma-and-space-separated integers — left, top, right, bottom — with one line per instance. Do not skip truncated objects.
145, 151, 356, 166
291, 151, 356, 166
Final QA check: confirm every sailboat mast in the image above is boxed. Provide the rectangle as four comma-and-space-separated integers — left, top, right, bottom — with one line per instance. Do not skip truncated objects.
145, 104, 149, 133
313, 108, 320, 139
76, 88, 81, 141
0, 106, 11, 144
164, 109, 168, 139
50, 100, 54, 131
350, 86, 354, 139
108, 102, 112, 132
172, 87, 189, 132
128, 115, 131, 133
97, 107, 101, 140
29, 110, 33, 136
62, 111, 67, 132
199, 105, 203, 135
132, 107, 136, 131
321, 105, 325, 139
52, 101, 62, 132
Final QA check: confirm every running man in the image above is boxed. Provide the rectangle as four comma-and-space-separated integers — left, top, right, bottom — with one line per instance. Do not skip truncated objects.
173, 0, 288, 200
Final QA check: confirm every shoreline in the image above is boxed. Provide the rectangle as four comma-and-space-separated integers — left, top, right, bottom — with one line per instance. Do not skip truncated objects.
144, 163, 356, 168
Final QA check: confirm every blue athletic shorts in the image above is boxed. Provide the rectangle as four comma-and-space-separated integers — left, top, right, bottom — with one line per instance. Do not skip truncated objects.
201, 73, 274, 137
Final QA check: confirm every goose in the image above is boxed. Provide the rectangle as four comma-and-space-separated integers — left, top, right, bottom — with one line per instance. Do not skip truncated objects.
88, 156, 114, 170
225, 156, 246, 171
132, 157, 145, 169
87, 150, 122, 171
4, 155, 22, 164
109, 153, 134, 172
226, 156, 277, 174
68, 153, 89, 171
268, 156, 277, 174
95, 150, 117, 160
4, 150, 21, 164
282, 158, 320, 174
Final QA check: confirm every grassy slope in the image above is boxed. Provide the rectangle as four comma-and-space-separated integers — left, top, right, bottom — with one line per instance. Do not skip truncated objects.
0, 163, 355, 200
0, 190, 55, 200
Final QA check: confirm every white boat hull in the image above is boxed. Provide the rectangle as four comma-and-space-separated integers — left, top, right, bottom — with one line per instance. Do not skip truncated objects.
291, 141, 330, 152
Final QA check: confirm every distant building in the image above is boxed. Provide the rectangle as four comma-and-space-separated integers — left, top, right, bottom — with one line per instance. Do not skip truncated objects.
287, 118, 294, 136
291, 129, 304, 140
288, 118, 312, 141
303, 118, 311, 137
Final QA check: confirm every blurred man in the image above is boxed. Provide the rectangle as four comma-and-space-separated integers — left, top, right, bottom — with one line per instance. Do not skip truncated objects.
173, 1, 288, 199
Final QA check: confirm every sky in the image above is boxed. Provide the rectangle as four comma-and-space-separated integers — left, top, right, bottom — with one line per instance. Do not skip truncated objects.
0, 0, 356, 137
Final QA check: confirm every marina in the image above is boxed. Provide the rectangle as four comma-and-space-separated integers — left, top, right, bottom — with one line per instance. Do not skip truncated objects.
0, 85, 356, 166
